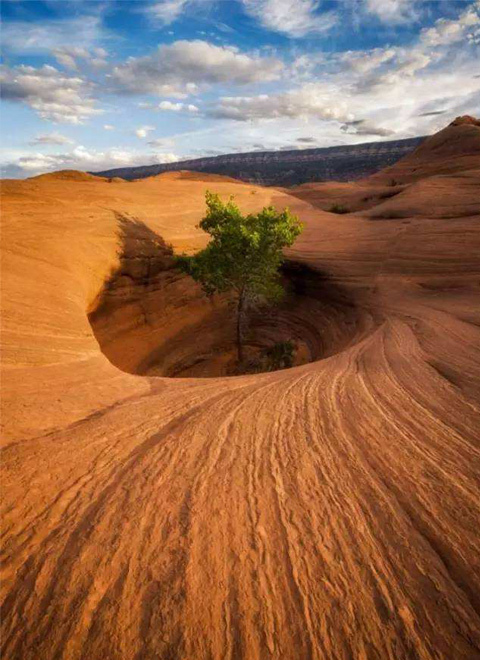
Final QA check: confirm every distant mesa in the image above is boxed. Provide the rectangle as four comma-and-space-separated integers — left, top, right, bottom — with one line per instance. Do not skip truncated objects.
91, 135, 427, 187
90, 116, 480, 188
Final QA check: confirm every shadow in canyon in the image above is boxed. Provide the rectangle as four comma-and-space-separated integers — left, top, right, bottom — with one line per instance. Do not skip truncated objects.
88, 213, 366, 378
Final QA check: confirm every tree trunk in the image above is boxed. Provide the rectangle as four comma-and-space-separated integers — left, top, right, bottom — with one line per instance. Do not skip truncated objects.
236, 289, 245, 363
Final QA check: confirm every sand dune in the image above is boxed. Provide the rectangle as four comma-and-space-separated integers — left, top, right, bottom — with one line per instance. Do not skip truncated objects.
1, 119, 480, 659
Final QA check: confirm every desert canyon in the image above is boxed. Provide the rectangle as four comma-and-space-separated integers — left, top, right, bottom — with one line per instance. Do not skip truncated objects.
1, 116, 480, 660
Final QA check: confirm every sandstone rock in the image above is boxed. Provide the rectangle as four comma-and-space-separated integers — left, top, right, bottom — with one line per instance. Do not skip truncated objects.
1, 121, 480, 660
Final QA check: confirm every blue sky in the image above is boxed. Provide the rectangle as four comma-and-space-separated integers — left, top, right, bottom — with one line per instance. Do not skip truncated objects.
1, 0, 479, 177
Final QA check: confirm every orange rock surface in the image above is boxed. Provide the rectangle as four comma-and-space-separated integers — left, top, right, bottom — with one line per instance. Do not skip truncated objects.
1, 121, 480, 659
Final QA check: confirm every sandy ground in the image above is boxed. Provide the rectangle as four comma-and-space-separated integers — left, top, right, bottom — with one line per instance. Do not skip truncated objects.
1, 120, 480, 659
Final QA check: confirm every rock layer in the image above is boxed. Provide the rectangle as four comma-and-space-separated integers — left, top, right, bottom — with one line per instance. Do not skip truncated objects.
93, 136, 425, 186
1, 122, 480, 660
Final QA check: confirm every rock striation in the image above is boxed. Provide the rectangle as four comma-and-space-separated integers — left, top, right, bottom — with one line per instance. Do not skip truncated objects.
93, 136, 425, 186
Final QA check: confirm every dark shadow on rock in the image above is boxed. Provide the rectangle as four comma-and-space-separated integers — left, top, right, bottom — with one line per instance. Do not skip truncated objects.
88, 213, 368, 378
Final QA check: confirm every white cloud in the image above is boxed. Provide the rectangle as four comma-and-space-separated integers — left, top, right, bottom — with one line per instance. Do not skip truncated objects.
145, 0, 217, 26
367, 50, 431, 89
209, 84, 353, 122
340, 3, 480, 96
364, 0, 418, 24
420, 3, 480, 46
53, 47, 85, 70
0, 64, 101, 124
242, 0, 337, 37
2, 146, 178, 178
1, 13, 110, 77
2, 0, 479, 178
158, 101, 199, 112
53, 46, 108, 71
147, 137, 176, 148
1, 15, 107, 54
30, 133, 75, 146
159, 101, 183, 111
207, 3, 480, 140
342, 48, 397, 74
111, 40, 283, 97
150, 153, 179, 164
146, 0, 189, 25
135, 125, 156, 139
343, 59, 480, 139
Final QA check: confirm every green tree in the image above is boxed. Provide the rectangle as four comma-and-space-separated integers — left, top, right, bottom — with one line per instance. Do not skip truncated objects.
176, 191, 303, 363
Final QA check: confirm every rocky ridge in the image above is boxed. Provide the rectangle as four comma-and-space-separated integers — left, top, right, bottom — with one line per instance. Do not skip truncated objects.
94, 135, 425, 186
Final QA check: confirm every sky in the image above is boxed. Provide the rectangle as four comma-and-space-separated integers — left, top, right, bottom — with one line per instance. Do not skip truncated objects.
1, 0, 479, 177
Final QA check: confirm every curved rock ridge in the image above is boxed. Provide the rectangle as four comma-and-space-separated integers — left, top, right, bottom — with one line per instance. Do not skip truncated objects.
366, 117, 480, 183
1, 122, 480, 660
32, 169, 105, 182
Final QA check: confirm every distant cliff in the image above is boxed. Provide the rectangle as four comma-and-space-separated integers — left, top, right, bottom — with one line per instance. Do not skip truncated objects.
93, 136, 426, 186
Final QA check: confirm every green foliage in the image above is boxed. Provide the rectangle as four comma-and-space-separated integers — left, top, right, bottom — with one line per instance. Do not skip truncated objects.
263, 340, 296, 371
176, 191, 303, 361
177, 191, 302, 302
328, 203, 349, 214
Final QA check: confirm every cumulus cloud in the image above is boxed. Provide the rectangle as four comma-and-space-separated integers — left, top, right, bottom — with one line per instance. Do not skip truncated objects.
53, 46, 108, 71
3, 0, 478, 178
340, 3, 480, 97
158, 101, 199, 112
0, 64, 101, 124
29, 133, 75, 146
420, 2, 480, 46
364, 0, 419, 24
209, 84, 353, 122
242, 0, 337, 37
135, 125, 156, 139
207, 2, 479, 139
2, 146, 178, 178
111, 40, 283, 97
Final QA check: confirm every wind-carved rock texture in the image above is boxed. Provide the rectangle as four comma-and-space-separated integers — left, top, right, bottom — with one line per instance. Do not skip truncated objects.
1, 118, 480, 660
